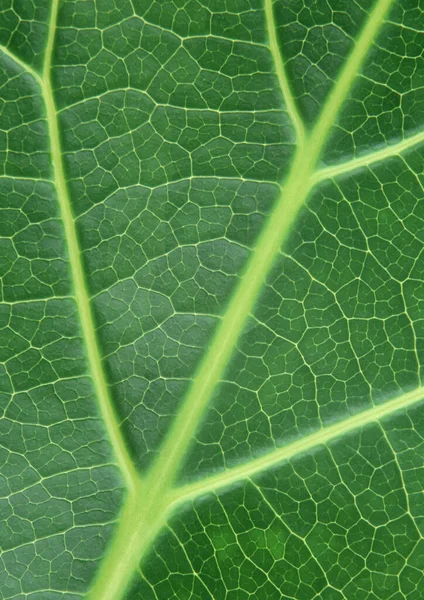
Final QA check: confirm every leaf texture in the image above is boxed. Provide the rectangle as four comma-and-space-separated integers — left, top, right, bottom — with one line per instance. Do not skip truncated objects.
2, 0, 424, 599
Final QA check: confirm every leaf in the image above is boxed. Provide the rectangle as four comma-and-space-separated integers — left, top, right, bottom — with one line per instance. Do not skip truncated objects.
2, 0, 424, 598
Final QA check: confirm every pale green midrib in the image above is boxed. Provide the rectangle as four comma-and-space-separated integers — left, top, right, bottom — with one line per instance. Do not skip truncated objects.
264, 0, 305, 145
143, 156, 313, 497
41, 0, 139, 492
87, 486, 165, 600
171, 387, 424, 505
313, 128, 424, 182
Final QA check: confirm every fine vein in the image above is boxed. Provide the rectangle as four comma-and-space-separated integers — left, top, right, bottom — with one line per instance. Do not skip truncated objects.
42, 0, 139, 492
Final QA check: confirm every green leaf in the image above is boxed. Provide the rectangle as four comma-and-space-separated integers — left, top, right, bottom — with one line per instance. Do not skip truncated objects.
2, 0, 424, 598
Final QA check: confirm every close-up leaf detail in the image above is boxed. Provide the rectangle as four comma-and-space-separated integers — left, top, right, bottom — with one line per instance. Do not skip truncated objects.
2, 0, 424, 598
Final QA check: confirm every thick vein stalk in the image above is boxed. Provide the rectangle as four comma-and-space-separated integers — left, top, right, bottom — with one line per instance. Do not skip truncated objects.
88, 150, 315, 600
144, 152, 313, 491
42, 0, 138, 491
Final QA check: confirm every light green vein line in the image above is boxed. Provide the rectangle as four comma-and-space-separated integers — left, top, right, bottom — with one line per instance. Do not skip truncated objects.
0, 44, 42, 86
264, 0, 305, 145
42, 0, 139, 492
313, 128, 424, 183
172, 387, 424, 505
87, 145, 315, 600
307, 0, 395, 160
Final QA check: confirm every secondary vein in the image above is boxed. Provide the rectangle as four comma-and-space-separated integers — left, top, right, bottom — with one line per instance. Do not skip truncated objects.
0, 44, 42, 86
143, 0, 396, 503
42, 0, 139, 492
264, 0, 305, 145
313, 128, 424, 183
79, 0, 396, 597
308, 0, 395, 159
171, 386, 424, 505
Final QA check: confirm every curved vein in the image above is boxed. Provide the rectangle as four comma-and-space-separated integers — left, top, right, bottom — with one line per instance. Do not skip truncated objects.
264, 0, 305, 145
42, 0, 139, 492
172, 387, 424, 505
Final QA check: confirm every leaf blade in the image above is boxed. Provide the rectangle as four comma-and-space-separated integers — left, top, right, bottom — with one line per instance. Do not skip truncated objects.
2, 0, 424, 598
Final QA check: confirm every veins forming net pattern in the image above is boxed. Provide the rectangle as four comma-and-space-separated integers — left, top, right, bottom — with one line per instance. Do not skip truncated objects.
2, 0, 424, 599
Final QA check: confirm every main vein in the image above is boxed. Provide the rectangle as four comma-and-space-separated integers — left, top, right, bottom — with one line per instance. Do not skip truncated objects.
143, 0, 395, 499
42, 0, 139, 492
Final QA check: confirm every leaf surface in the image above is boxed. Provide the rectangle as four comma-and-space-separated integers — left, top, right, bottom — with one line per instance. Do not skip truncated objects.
2, 0, 424, 598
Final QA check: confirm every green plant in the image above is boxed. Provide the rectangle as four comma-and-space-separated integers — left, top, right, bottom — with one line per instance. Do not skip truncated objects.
2, 0, 424, 598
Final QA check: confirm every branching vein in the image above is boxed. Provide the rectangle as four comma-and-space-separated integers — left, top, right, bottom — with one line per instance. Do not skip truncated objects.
3, 0, 411, 597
